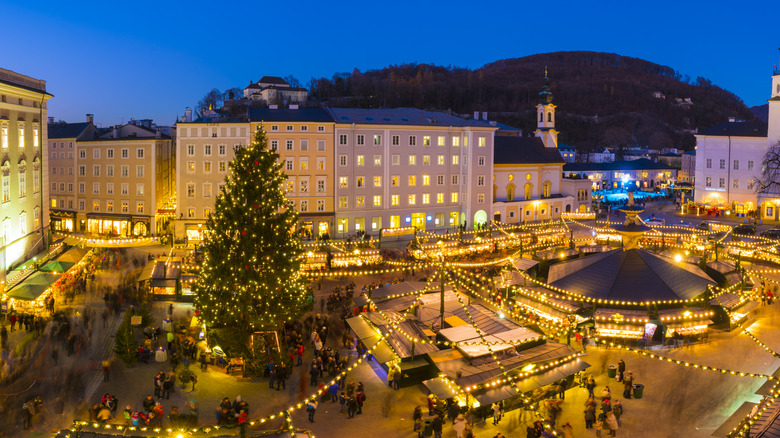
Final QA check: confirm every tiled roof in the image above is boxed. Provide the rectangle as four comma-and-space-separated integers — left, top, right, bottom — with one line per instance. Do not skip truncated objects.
563, 158, 673, 172
248, 107, 334, 123
328, 108, 495, 128
494, 136, 565, 165
698, 120, 767, 137
258, 76, 289, 85
48, 122, 91, 139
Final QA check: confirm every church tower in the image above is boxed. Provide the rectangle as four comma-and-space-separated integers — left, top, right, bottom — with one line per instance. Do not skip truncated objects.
768, 48, 780, 147
535, 68, 559, 149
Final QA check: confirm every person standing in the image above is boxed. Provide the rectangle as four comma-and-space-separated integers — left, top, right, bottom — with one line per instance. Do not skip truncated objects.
431, 415, 444, 438
102, 360, 110, 382
355, 389, 365, 414
453, 413, 467, 438
307, 400, 317, 423
492, 402, 502, 425
587, 375, 596, 398
605, 411, 619, 436
617, 359, 626, 382
623, 372, 633, 399
584, 406, 596, 429
275, 363, 287, 391
329, 382, 339, 402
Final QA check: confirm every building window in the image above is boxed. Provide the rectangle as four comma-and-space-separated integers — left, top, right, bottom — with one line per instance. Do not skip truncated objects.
452, 137, 460, 147
202, 184, 211, 198
317, 200, 325, 211
748, 160, 754, 171
317, 158, 326, 171
356, 155, 364, 166
409, 155, 416, 165
423, 136, 430, 146
408, 194, 416, 205
93, 149, 101, 159
136, 202, 144, 214
79, 165, 86, 176
187, 183, 195, 197
718, 177, 724, 188
137, 148, 145, 158
121, 165, 129, 177
300, 125, 308, 132
271, 125, 278, 131
452, 175, 459, 185
93, 182, 100, 194
356, 196, 365, 207
33, 125, 39, 147
300, 200, 308, 212
733, 178, 739, 189
478, 194, 485, 203
19, 212, 26, 235
78, 200, 85, 211
339, 134, 347, 145
300, 159, 308, 171
391, 194, 399, 206
339, 177, 348, 188
106, 165, 114, 177
219, 144, 226, 155
1, 175, 9, 202
204, 208, 211, 217
270, 140, 278, 151
437, 193, 444, 204
219, 161, 227, 172
317, 179, 325, 192
478, 156, 485, 166
478, 137, 486, 147
78, 182, 85, 194
317, 140, 326, 151
300, 180, 309, 193
204, 162, 212, 173
34, 207, 39, 228
543, 181, 551, 197
422, 193, 430, 204
408, 175, 416, 186
339, 155, 348, 166
392, 135, 399, 146
92, 200, 100, 212
187, 145, 195, 156
121, 183, 128, 195
356, 176, 364, 188
524, 183, 532, 200
452, 156, 459, 165
136, 183, 144, 196
477, 176, 485, 186
423, 155, 430, 165
374, 176, 382, 187
719, 159, 725, 170
437, 155, 445, 165
373, 135, 381, 145
17, 173, 25, 198
451, 192, 458, 203
106, 183, 113, 195
733, 160, 739, 170
390, 176, 399, 187
339, 196, 348, 208
371, 195, 380, 207
437, 175, 444, 185
79, 149, 86, 159
187, 208, 195, 218
286, 125, 293, 131
423, 175, 430, 186
286, 160, 294, 171
136, 165, 144, 177
93, 165, 100, 177
0, 124, 7, 149
374, 155, 381, 166
392, 155, 400, 165
286, 140, 294, 151
357, 135, 364, 145
121, 148, 129, 158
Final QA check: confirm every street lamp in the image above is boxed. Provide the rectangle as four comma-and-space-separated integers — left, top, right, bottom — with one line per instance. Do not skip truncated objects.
437, 240, 446, 329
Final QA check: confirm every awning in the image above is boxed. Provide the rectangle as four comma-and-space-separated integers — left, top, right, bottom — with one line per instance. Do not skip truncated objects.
345, 316, 381, 341
138, 262, 156, 282
372, 339, 397, 364
50, 209, 76, 218
423, 377, 460, 400
515, 358, 590, 393
56, 247, 89, 263
474, 386, 518, 405
151, 279, 177, 288
6, 272, 62, 301
712, 401, 759, 438
353, 294, 368, 307
40, 261, 74, 273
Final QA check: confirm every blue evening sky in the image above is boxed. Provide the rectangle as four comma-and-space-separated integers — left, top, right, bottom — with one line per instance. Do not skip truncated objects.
3, 0, 778, 126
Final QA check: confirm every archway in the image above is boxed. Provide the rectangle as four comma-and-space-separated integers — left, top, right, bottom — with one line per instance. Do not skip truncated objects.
473, 210, 487, 229
494, 211, 501, 223
133, 222, 148, 236
565, 204, 571, 213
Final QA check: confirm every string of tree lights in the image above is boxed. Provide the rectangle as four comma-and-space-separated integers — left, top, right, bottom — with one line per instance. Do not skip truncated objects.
192, 127, 310, 331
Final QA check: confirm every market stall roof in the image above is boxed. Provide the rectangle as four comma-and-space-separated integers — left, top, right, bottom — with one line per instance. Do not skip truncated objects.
361, 313, 439, 358
345, 316, 380, 341
750, 395, 780, 438
708, 260, 736, 274
472, 358, 590, 405
422, 377, 459, 400
40, 260, 74, 273
437, 342, 578, 388
504, 257, 539, 271
6, 272, 62, 301
457, 335, 515, 357
371, 281, 432, 300
138, 262, 156, 282
151, 279, 177, 288
713, 401, 759, 438
374, 289, 458, 313
56, 247, 89, 264
450, 304, 518, 334
548, 249, 716, 302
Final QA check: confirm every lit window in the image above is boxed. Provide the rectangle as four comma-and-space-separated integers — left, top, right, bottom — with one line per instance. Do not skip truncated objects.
339, 177, 348, 188
373, 135, 381, 145
374, 176, 381, 187
373, 195, 381, 207
357, 176, 364, 188
437, 136, 445, 146
187, 184, 195, 197
423, 175, 430, 186
408, 176, 416, 186
438, 155, 445, 165
219, 161, 227, 172
451, 192, 458, 203
136, 165, 144, 177
452, 137, 460, 147
408, 194, 416, 205
300, 159, 308, 171
391, 176, 399, 186
339, 196, 348, 208
422, 194, 430, 204
409, 156, 416, 165
356, 196, 365, 207
0, 123, 7, 148
32, 125, 39, 147
423, 155, 430, 165
136, 202, 144, 214
391, 194, 399, 205
423, 136, 430, 146
204, 162, 212, 172
356, 155, 364, 166
452, 156, 459, 165
317, 158, 326, 171
374, 155, 381, 166
437, 193, 444, 204
478, 137, 486, 147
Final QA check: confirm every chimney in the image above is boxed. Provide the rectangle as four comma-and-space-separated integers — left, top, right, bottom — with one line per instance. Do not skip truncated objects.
185, 107, 192, 123
289, 104, 299, 110
47, 116, 54, 125
86, 114, 94, 124
180, 115, 186, 123
155, 127, 162, 138
482, 112, 488, 121
113, 125, 121, 138
473, 111, 479, 120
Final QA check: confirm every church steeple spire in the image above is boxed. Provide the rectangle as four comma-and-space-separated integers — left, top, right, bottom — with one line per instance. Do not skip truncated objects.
535, 68, 558, 148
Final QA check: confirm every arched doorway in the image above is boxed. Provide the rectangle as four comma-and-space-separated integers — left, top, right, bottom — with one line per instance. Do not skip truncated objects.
565, 204, 571, 213
473, 210, 487, 228
133, 222, 148, 236
494, 211, 501, 223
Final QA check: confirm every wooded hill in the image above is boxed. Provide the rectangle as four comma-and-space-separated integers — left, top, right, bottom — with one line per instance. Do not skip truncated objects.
309, 51, 756, 152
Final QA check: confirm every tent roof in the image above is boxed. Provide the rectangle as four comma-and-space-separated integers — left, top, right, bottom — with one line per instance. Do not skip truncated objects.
6, 272, 61, 300
548, 249, 715, 301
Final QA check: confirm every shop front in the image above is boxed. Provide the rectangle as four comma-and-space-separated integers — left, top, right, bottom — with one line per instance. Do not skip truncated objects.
86, 213, 152, 237
299, 213, 332, 239
759, 196, 780, 222
50, 210, 76, 233
184, 223, 206, 245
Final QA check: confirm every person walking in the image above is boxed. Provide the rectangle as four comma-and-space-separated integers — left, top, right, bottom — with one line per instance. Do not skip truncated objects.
586, 375, 596, 398
307, 400, 317, 423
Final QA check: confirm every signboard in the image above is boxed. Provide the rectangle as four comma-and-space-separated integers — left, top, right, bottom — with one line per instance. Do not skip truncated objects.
1, 302, 7, 313
131, 316, 142, 325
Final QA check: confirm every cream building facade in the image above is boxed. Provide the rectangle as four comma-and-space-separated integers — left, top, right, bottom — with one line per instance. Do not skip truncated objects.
49, 120, 174, 236
0, 68, 51, 279
330, 108, 496, 236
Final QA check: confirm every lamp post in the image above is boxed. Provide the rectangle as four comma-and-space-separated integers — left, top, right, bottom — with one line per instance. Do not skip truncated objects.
437, 240, 446, 329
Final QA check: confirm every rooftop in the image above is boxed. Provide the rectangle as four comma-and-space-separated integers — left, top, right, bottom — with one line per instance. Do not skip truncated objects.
493, 136, 565, 165
248, 107, 334, 123
698, 120, 767, 138
327, 108, 495, 128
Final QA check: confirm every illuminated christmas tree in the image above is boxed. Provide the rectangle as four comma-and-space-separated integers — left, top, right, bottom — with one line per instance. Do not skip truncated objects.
194, 128, 309, 331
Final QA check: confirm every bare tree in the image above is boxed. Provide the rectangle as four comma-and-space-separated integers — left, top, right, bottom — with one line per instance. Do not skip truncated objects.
197, 88, 223, 113
222, 88, 243, 102
756, 143, 780, 194
283, 75, 302, 88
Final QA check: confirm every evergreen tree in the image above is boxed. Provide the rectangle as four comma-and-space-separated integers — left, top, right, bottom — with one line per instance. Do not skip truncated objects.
194, 128, 309, 331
